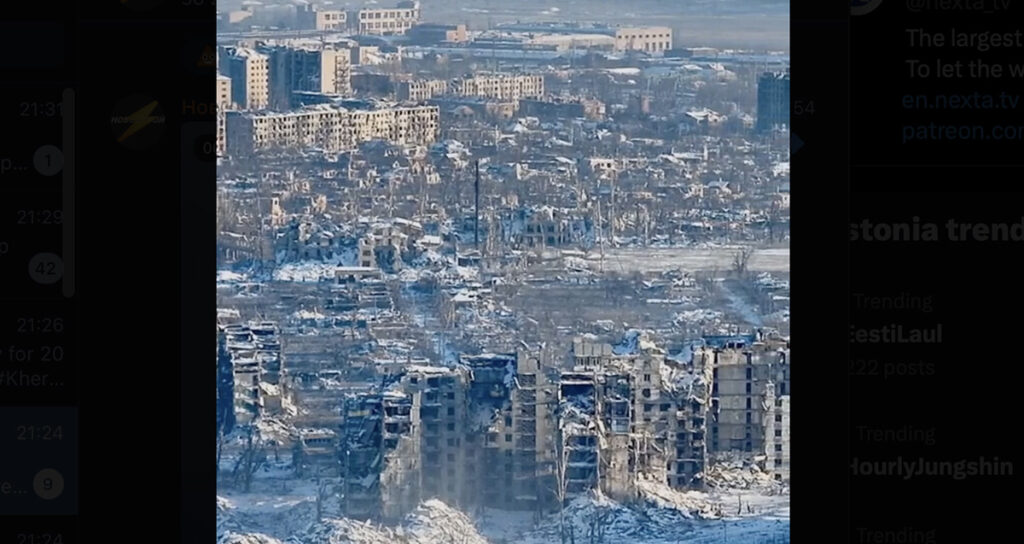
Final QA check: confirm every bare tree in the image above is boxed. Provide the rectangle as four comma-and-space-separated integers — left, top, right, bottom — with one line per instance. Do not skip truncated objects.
698, 268, 718, 296
585, 506, 610, 544
232, 425, 266, 493
766, 201, 784, 244
314, 465, 332, 522
216, 426, 226, 480
732, 248, 753, 278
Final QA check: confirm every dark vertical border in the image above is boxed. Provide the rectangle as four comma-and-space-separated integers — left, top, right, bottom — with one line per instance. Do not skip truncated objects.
75, 3, 215, 543
791, 0, 851, 540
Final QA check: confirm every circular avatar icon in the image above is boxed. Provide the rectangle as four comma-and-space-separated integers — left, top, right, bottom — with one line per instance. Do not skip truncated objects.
28, 253, 64, 285
851, 0, 884, 15
33, 469, 65, 500
33, 145, 64, 176
110, 94, 166, 150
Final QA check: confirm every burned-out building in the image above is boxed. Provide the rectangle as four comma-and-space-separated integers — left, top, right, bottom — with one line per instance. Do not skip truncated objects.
333, 350, 563, 519
705, 332, 790, 470
772, 395, 791, 483
293, 428, 341, 477
217, 322, 285, 430
475, 351, 558, 512
564, 332, 713, 497
340, 392, 385, 520
519, 96, 606, 121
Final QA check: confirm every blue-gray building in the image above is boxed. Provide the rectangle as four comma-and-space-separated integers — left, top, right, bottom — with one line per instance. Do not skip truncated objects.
756, 71, 790, 132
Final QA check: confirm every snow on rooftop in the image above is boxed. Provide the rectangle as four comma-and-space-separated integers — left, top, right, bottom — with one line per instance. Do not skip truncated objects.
405, 364, 456, 375
612, 329, 660, 355
292, 309, 326, 320
606, 67, 643, 75
217, 270, 247, 283
218, 308, 241, 319
298, 427, 335, 437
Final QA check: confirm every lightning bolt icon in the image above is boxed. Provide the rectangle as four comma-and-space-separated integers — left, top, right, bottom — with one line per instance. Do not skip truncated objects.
118, 101, 160, 143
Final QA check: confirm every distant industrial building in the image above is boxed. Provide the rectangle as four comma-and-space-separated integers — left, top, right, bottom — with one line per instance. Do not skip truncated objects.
614, 27, 673, 53
406, 23, 468, 45
520, 96, 605, 121
352, 0, 421, 35
756, 71, 790, 132
491, 22, 671, 54
296, 4, 348, 31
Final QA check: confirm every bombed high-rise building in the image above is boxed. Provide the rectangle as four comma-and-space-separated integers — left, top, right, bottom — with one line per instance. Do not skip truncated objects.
756, 70, 790, 132
330, 331, 788, 521
216, 322, 285, 432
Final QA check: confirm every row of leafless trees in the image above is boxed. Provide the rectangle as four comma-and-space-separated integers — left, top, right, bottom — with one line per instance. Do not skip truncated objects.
216, 424, 266, 493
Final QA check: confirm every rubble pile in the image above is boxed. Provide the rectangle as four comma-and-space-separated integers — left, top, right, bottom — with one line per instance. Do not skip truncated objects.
704, 459, 783, 492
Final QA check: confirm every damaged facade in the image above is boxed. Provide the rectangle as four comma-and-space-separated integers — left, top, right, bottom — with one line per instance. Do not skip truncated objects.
329, 330, 791, 521
705, 332, 790, 478
226, 102, 440, 156
217, 322, 286, 432
564, 332, 713, 499
335, 352, 560, 520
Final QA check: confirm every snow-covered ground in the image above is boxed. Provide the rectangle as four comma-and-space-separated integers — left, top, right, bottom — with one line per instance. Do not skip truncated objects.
490, 482, 789, 544
218, 479, 789, 544
588, 247, 789, 274
272, 252, 356, 282
720, 280, 765, 327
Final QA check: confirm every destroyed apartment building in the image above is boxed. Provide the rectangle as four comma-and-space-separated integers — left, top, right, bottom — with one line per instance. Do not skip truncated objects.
564, 331, 713, 497
324, 329, 791, 521
225, 101, 440, 157
335, 352, 558, 521
703, 332, 790, 479
217, 321, 286, 433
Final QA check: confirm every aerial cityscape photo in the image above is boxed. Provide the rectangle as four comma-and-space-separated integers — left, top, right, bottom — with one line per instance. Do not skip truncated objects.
214, 1, 790, 543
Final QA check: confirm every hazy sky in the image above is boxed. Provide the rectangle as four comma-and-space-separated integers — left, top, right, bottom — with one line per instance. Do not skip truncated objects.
218, 0, 789, 50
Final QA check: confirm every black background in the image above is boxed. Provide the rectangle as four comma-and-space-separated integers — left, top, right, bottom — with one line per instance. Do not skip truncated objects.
848, 0, 1021, 542
4, 0, 1019, 542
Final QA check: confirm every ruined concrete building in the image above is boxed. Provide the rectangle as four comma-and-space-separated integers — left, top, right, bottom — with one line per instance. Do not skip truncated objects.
293, 428, 341, 477
396, 78, 449, 102
773, 395, 790, 482
396, 74, 544, 102
219, 46, 269, 111
216, 322, 285, 432
340, 392, 385, 519
263, 45, 353, 110
357, 218, 424, 271
474, 352, 558, 513
704, 332, 790, 479
451, 74, 545, 101
225, 102, 439, 156
566, 332, 713, 497
519, 96, 606, 121
332, 332, 790, 520
337, 352, 559, 520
